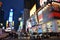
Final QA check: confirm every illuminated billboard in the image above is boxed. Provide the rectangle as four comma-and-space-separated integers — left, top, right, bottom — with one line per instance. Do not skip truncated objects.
30, 4, 36, 17
47, 22, 53, 32
48, 12, 60, 18
9, 9, 13, 22
38, 9, 43, 24
40, 0, 47, 7
30, 14, 37, 26
56, 20, 60, 32
42, 24, 47, 32
26, 19, 32, 29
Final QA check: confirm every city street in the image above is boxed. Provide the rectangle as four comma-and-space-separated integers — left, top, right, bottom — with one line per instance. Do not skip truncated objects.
0, 0, 60, 40
4, 37, 60, 40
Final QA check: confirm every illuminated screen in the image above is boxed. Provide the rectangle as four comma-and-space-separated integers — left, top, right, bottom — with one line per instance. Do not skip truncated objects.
9, 9, 13, 22
57, 20, 60, 32
10, 12, 13, 17
9, 17, 13, 22
20, 21, 23, 27
38, 25, 42, 33
40, 0, 47, 6
31, 15, 37, 26
38, 10, 43, 23
42, 24, 47, 32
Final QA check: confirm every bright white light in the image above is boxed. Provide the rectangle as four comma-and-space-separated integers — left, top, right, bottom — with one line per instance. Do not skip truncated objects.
5, 27, 11, 32
10, 12, 13, 16
27, 22, 32, 28
19, 18, 22, 21
9, 9, 13, 22
1, 23, 3, 26
10, 9, 13, 11
12, 27, 14, 30
2, 27, 5, 29
9, 17, 13, 22
38, 10, 42, 15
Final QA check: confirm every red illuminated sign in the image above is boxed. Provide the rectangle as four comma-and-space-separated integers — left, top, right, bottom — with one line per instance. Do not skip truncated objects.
38, 14, 43, 19
48, 12, 60, 18
38, 14, 43, 21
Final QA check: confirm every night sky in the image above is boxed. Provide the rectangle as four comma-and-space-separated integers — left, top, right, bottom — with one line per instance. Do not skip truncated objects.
0, 0, 36, 30
1, 0, 24, 30
24, 0, 36, 9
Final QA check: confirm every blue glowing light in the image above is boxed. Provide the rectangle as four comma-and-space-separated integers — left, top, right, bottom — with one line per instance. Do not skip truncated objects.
10, 9, 13, 12
9, 9, 13, 22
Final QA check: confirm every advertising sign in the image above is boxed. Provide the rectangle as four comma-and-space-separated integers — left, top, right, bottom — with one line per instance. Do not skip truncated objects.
20, 20, 23, 29
27, 21, 32, 28
47, 22, 53, 32
32, 26, 38, 33
30, 4, 36, 17
38, 14, 43, 22
48, 12, 60, 18
40, 0, 47, 7
38, 10, 43, 23
31, 15, 37, 26
42, 24, 47, 32
37, 25, 42, 33
56, 20, 60, 32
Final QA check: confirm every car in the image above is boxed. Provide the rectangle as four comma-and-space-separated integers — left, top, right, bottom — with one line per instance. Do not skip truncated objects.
5, 27, 11, 32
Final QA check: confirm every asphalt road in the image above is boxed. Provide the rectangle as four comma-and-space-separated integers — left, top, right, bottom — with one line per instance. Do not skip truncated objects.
4, 37, 60, 40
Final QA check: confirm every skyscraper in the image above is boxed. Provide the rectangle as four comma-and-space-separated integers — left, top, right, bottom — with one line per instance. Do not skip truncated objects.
8, 9, 14, 28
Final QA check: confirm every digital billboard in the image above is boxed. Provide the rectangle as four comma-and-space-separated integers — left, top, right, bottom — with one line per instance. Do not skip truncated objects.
38, 9, 43, 24
30, 14, 37, 26
30, 4, 36, 17
42, 24, 47, 32
40, 0, 47, 7
47, 22, 53, 32
56, 20, 60, 32
48, 12, 60, 18
26, 20, 32, 28
37, 25, 42, 33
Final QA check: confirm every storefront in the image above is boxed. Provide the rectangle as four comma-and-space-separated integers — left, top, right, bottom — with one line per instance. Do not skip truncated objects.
56, 20, 60, 32
26, 12, 38, 33
37, 2, 60, 33
37, 24, 42, 33
46, 21, 56, 32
